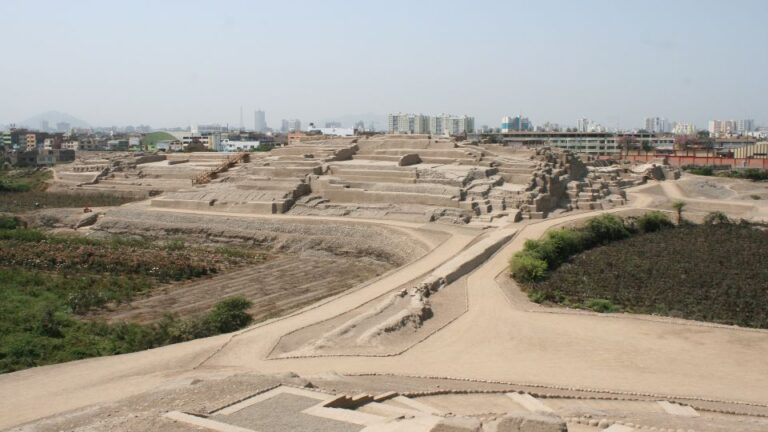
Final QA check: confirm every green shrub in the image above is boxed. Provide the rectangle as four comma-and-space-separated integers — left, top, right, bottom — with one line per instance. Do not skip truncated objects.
741, 169, 768, 182
203, 297, 253, 333
0, 216, 19, 230
527, 289, 546, 304
544, 229, 587, 264
510, 252, 548, 282
636, 211, 674, 233
585, 214, 631, 244
585, 298, 619, 313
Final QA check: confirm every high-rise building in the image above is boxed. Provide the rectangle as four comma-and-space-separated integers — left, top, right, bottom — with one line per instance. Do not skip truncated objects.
387, 113, 473, 135
254, 110, 267, 132
644, 117, 670, 133
672, 122, 696, 135
56, 122, 70, 133
708, 119, 753, 137
737, 119, 755, 134
324, 121, 342, 128
501, 115, 532, 133
281, 119, 301, 133
576, 118, 590, 133
354, 121, 365, 132
387, 113, 429, 134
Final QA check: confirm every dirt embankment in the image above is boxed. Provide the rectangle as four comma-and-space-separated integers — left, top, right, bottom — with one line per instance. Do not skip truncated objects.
90, 207, 431, 267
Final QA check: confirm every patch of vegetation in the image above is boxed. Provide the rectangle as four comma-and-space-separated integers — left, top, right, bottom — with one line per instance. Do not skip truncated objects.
0, 268, 253, 373
634, 211, 675, 233
517, 220, 768, 328
683, 165, 715, 176
0, 215, 21, 230
584, 298, 620, 313
509, 213, 673, 282
0, 224, 269, 373
0, 169, 51, 192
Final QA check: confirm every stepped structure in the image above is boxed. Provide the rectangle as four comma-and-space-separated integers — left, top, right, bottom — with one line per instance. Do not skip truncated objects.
50, 137, 671, 221
288, 135, 637, 223
51, 152, 240, 198
63, 135, 663, 221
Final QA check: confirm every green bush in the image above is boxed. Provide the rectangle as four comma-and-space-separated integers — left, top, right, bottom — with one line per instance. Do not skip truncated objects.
741, 169, 768, 181
527, 289, 547, 304
545, 229, 587, 261
585, 214, 631, 244
0, 216, 19, 230
203, 297, 253, 333
636, 211, 674, 233
510, 252, 548, 282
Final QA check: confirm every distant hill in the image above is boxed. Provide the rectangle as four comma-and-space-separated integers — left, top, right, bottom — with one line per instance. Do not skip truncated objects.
18, 111, 90, 130
141, 131, 177, 149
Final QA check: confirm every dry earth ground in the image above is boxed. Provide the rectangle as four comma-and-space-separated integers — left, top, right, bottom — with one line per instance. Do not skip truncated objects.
2, 177, 768, 431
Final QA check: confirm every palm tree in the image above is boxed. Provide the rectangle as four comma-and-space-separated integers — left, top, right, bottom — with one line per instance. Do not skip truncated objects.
672, 200, 686, 224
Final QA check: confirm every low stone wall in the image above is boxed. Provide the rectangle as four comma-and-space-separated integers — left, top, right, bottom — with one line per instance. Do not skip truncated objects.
150, 197, 288, 214
320, 188, 460, 208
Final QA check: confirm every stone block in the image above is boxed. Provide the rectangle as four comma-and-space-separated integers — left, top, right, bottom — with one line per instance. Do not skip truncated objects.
398, 153, 422, 166
431, 417, 483, 431
482, 412, 567, 432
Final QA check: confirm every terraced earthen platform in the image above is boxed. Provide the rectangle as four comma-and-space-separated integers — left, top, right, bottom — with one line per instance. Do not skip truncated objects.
4, 142, 768, 431
101, 254, 389, 324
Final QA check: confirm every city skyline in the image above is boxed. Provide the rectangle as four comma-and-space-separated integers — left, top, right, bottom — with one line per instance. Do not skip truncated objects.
1, 0, 766, 129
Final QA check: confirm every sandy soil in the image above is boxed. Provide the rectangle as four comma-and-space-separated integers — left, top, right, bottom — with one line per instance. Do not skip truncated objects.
2, 179, 768, 430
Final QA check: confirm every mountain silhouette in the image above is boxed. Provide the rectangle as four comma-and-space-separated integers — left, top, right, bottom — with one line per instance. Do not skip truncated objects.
18, 111, 90, 129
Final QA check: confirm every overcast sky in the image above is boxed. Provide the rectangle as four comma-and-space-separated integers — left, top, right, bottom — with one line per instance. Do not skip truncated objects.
1, 0, 766, 130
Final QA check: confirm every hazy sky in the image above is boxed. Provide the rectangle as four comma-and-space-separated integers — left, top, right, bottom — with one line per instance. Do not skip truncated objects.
1, 0, 766, 130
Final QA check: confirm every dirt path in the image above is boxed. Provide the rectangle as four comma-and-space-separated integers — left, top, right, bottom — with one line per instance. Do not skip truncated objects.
2, 182, 768, 429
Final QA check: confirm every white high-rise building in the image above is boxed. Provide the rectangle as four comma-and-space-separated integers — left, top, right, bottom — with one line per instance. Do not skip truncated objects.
672, 122, 696, 135
387, 113, 429, 134
254, 110, 267, 132
708, 119, 753, 137
644, 117, 670, 133
576, 118, 590, 133
387, 113, 474, 135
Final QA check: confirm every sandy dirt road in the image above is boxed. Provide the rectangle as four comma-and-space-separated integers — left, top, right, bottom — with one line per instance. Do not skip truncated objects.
1, 182, 768, 430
